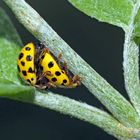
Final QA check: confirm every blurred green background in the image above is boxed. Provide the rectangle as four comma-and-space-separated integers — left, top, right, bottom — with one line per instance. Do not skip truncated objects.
0, 0, 125, 140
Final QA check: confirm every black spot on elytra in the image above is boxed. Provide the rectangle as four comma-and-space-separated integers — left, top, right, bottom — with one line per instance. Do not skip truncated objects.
63, 79, 67, 83
55, 71, 61, 76
19, 53, 23, 60
17, 65, 20, 72
22, 70, 27, 76
25, 47, 31, 51
61, 70, 65, 74
21, 61, 25, 66
27, 79, 31, 83
26, 55, 32, 61
52, 77, 57, 82
28, 67, 34, 73
31, 78, 34, 81
48, 61, 54, 68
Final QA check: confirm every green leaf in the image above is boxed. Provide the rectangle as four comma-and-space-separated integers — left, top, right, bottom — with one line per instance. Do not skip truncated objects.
0, 8, 35, 99
134, 9, 140, 44
0, 8, 22, 45
0, 7, 23, 83
0, 38, 21, 84
0, 78, 35, 101
68, 0, 133, 29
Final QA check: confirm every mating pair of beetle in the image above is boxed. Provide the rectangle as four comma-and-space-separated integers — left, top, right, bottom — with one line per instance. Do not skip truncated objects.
17, 42, 80, 89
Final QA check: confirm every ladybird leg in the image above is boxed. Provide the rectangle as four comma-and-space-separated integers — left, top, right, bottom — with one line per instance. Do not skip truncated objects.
58, 53, 62, 60
71, 75, 81, 86
39, 47, 50, 60
35, 84, 47, 89
63, 61, 69, 74
37, 71, 53, 81
42, 47, 50, 53
56, 53, 63, 66
46, 82, 57, 89
57, 53, 69, 73
43, 71, 53, 77
56, 53, 68, 72
72, 75, 81, 82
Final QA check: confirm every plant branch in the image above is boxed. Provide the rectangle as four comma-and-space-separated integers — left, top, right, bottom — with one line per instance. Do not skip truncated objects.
6, 89, 140, 140
1, 79, 138, 139
32, 90, 140, 140
3, 0, 140, 128
123, 1, 140, 116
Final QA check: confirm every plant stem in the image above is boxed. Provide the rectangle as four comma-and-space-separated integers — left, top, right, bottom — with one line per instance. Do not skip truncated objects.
3, 0, 140, 128
14, 89, 140, 140
1, 80, 138, 139
123, 1, 140, 116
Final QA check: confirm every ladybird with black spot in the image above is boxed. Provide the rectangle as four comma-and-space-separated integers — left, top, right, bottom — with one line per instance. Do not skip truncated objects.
17, 43, 37, 85
39, 48, 73, 88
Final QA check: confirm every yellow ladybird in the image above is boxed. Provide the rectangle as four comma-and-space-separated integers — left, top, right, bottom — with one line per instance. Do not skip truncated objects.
17, 43, 37, 85
39, 48, 81, 88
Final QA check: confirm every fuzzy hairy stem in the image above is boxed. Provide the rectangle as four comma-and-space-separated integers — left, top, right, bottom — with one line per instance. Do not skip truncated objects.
6, 89, 140, 140
123, 1, 140, 116
32, 90, 140, 140
1, 81, 138, 139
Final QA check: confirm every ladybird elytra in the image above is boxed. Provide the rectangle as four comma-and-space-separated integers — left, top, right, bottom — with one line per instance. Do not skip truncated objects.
40, 51, 71, 86
17, 43, 37, 85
